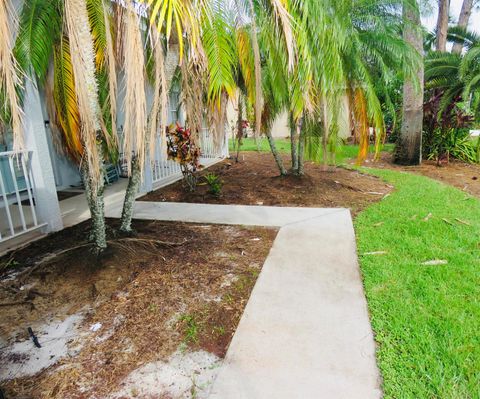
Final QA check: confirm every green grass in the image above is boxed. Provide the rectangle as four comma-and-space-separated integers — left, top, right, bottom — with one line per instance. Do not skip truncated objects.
230, 136, 479, 396
229, 137, 394, 165
354, 168, 480, 398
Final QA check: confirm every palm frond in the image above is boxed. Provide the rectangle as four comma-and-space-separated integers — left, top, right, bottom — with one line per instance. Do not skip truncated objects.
52, 37, 83, 162
14, 0, 62, 83
0, 0, 24, 151
65, 0, 102, 189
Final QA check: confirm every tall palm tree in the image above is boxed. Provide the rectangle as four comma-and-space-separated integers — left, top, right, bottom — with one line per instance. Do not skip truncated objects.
14, 0, 117, 252
452, 0, 476, 54
436, 0, 450, 52
394, 0, 424, 165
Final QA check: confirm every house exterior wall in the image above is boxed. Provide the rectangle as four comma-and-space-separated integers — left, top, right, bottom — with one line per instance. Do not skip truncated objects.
24, 80, 63, 233
226, 95, 353, 140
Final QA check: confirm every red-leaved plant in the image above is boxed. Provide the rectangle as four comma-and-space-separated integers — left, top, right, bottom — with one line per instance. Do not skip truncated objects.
166, 124, 202, 191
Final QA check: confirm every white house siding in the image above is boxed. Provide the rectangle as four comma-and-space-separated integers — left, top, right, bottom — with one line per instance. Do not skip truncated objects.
226, 95, 352, 140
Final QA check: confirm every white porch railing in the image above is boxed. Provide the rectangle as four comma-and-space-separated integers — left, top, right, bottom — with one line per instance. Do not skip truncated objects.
151, 128, 227, 185
0, 151, 44, 243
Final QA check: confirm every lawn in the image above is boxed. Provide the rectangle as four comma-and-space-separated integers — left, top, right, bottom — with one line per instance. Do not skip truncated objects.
355, 168, 480, 398
230, 137, 394, 165
233, 137, 480, 397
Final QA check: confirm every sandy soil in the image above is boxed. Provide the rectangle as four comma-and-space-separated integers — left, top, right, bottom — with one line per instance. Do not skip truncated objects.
0, 219, 276, 398
141, 152, 393, 216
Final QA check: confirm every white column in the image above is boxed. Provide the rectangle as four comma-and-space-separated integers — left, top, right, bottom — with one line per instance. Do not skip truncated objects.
24, 79, 63, 232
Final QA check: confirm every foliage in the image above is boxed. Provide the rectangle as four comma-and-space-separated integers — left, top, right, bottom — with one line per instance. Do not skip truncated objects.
166, 124, 202, 191
229, 137, 395, 165
204, 173, 223, 197
355, 167, 480, 398
424, 27, 480, 142
178, 313, 200, 344
425, 128, 478, 164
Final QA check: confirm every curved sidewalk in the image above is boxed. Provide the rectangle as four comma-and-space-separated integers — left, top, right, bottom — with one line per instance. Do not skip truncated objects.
107, 202, 382, 398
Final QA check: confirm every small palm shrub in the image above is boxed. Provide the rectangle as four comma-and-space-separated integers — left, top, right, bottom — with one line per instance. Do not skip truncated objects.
425, 128, 478, 164
204, 173, 223, 197
166, 124, 202, 191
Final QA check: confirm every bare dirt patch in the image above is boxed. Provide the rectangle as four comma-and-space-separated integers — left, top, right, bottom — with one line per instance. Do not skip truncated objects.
141, 152, 393, 215
0, 219, 276, 398
369, 152, 480, 198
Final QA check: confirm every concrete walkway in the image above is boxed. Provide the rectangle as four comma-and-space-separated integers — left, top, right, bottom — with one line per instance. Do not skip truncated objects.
107, 202, 381, 398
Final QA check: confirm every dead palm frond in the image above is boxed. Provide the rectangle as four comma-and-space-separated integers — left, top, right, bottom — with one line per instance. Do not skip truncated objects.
148, 28, 169, 159
64, 0, 102, 189
101, 0, 118, 138
122, 0, 148, 177
0, 0, 24, 151
180, 56, 206, 140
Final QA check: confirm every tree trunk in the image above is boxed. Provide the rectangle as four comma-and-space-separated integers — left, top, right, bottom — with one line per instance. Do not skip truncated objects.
322, 99, 329, 171
266, 129, 288, 176
81, 160, 107, 252
297, 126, 305, 176
289, 113, 298, 172
119, 156, 141, 233
235, 97, 244, 162
436, 0, 450, 52
395, 0, 424, 165
452, 0, 474, 54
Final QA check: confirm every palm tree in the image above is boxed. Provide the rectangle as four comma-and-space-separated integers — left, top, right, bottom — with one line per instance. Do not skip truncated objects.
436, 0, 450, 52
452, 0, 476, 54
424, 27, 480, 133
394, 0, 424, 165
14, 0, 117, 252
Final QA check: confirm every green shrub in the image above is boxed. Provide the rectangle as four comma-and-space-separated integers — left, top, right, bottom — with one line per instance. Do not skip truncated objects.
425, 128, 477, 164
204, 173, 223, 197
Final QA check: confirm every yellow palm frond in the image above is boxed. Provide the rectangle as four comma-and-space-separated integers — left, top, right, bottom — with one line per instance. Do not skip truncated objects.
53, 37, 83, 162
353, 87, 369, 165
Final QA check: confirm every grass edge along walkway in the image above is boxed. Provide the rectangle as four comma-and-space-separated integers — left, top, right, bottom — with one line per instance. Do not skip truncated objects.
354, 167, 480, 399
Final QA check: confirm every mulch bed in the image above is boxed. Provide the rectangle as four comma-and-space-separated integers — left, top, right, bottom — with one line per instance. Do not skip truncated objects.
0, 219, 276, 398
141, 152, 393, 216
370, 152, 480, 198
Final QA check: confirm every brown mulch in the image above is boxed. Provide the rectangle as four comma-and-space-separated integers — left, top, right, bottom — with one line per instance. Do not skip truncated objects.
0, 219, 276, 398
368, 152, 480, 198
141, 152, 393, 216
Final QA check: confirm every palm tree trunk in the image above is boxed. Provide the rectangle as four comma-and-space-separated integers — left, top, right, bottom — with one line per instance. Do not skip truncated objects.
297, 126, 305, 176
235, 97, 244, 162
436, 0, 450, 52
120, 156, 141, 233
81, 160, 107, 252
322, 99, 329, 171
395, 0, 424, 165
266, 129, 288, 176
289, 113, 298, 172
452, 0, 474, 54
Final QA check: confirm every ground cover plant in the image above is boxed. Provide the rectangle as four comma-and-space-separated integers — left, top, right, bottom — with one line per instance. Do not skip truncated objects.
355, 168, 480, 398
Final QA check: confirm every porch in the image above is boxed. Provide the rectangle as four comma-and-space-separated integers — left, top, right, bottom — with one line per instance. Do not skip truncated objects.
0, 132, 227, 255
